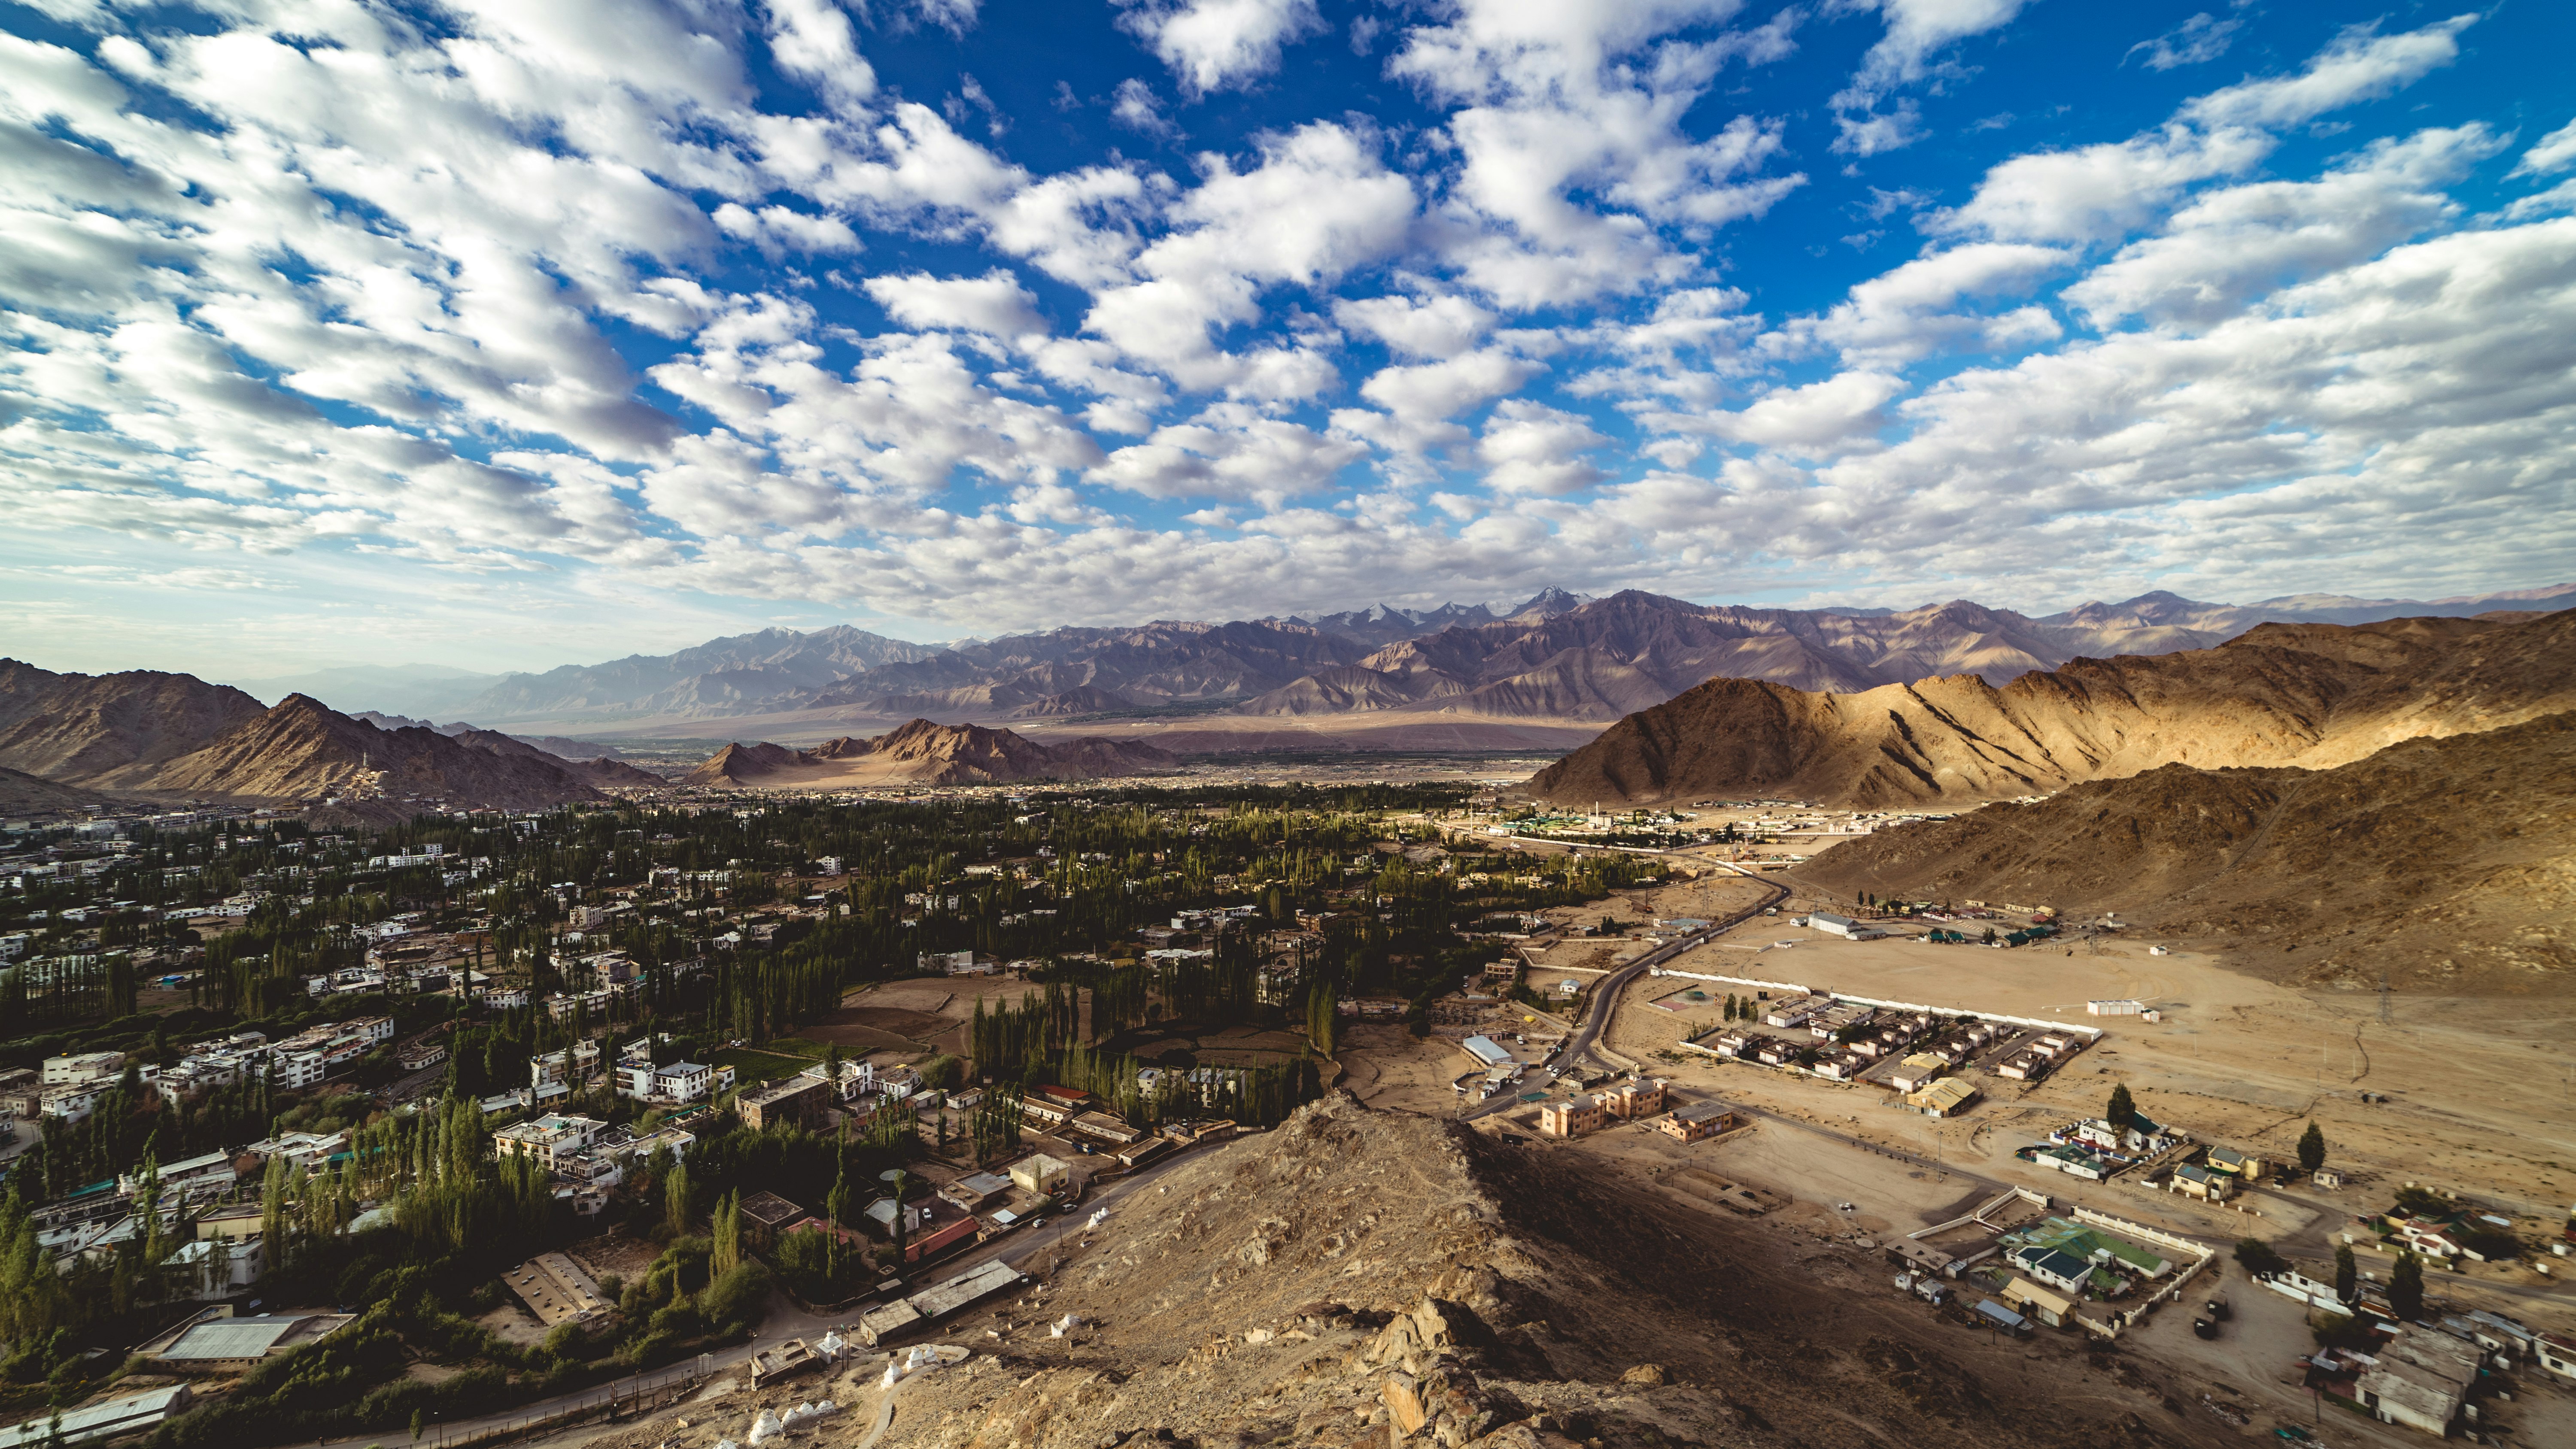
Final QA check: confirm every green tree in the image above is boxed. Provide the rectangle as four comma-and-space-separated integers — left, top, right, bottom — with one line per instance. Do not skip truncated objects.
2105, 1082, 2136, 1129
2297, 1121, 2327, 1175
2333, 1243, 2357, 1304
2391, 1251, 2425, 1321
665, 1162, 693, 1237
412, 1409, 426, 1442
2233, 1237, 2288, 1279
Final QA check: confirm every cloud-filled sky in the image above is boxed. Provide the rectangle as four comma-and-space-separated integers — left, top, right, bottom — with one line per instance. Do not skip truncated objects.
3, 0, 2573, 676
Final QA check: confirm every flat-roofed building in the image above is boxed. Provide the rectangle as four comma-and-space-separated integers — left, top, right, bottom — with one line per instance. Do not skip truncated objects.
1658, 1099, 1742, 1142
737, 1075, 831, 1131
491, 1115, 604, 1171
1461, 1036, 1513, 1071
1538, 1095, 1605, 1138
1602, 1078, 1667, 1119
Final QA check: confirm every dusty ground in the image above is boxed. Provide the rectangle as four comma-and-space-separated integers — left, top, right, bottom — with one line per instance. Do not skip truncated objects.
547, 1091, 2252, 1449
809, 978, 1080, 1059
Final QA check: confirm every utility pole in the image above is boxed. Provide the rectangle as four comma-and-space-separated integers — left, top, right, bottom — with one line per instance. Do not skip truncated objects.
2379, 971, 2394, 1026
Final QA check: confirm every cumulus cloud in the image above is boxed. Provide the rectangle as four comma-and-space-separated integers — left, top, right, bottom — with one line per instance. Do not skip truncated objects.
1391, 0, 1805, 307
863, 270, 1049, 337
1478, 400, 1609, 495
1114, 0, 1326, 96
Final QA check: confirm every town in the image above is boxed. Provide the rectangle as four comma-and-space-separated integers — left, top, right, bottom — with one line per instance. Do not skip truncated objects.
5, 779, 2576, 1449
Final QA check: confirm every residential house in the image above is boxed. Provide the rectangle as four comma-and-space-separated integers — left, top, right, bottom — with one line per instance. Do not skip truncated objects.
2011, 1246, 2093, 1295
2000, 1277, 2073, 1327
2169, 1164, 2231, 1200
2205, 1146, 2265, 1182
1658, 1100, 1742, 1143
1009, 1154, 1069, 1197
492, 1115, 605, 1171
1538, 1095, 1605, 1138
1601, 1079, 1667, 1119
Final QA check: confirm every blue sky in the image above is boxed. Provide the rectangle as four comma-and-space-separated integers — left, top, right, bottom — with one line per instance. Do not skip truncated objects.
1, 0, 2572, 678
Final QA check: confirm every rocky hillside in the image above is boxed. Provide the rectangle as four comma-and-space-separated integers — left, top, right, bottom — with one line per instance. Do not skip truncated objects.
0, 660, 620, 809
1795, 712, 2576, 992
449, 728, 665, 788
580, 1092, 2236, 1449
1528, 609, 2576, 806
77, 696, 608, 808
0, 659, 269, 780
685, 720, 1177, 787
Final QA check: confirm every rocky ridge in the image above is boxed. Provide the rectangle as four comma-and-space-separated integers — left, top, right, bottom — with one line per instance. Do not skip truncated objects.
1527, 609, 2576, 806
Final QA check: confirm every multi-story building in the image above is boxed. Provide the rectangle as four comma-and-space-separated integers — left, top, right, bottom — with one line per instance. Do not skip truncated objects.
1538, 1095, 1606, 1138
492, 1115, 606, 1172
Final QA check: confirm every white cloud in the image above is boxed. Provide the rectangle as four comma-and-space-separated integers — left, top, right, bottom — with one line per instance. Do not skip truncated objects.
1937, 124, 2273, 243
1082, 122, 1412, 391
764, 0, 877, 106
2125, 12, 2241, 72
1786, 241, 2070, 365
1702, 370, 1908, 453
1333, 292, 1496, 359
1111, 78, 1182, 141
2515, 118, 2576, 178
2066, 126, 2500, 330
1114, 0, 1326, 96
1089, 403, 1366, 505
1478, 399, 1609, 495
2178, 15, 2477, 131
1391, 0, 1804, 308
864, 270, 1049, 337
1831, 0, 2033, 156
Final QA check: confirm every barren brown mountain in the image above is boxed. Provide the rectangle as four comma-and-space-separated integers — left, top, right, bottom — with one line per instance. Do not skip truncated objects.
0, 659, 268, 779
448, 728, 666, 787
0, 662, 612, 809
0, 766, 118, 814
1528, 609, 2576, 806
685, 718, 1176, 787
1795, 712, 2576, 992
81, 695, 607, 808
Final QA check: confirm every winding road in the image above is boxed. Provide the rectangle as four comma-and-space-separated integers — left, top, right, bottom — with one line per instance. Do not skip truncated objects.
1465, 850, 1788, 1119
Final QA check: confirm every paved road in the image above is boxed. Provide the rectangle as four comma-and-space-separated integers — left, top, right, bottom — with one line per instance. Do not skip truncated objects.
1465, 854, 1787, 1120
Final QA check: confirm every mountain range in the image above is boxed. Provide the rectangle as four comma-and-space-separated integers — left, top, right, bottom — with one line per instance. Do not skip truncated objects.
0, 660, 652, 812
249, 582, 2573, 742
684, 720, 1178, 788
1528, 608, 2576, 807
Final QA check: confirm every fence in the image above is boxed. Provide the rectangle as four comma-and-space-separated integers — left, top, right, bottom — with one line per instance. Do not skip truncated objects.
425, 1356, 714, 1449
